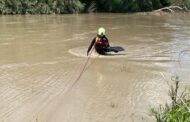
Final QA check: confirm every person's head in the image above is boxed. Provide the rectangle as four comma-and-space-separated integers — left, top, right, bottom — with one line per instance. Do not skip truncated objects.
98, 27, 106, 37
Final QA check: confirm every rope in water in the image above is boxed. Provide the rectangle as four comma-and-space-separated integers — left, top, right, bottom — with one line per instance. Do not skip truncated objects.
33, 48, 96, 119
69, 47, 96, 90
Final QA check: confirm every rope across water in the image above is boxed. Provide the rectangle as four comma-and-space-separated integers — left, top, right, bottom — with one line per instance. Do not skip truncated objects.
69, 46, 96, 91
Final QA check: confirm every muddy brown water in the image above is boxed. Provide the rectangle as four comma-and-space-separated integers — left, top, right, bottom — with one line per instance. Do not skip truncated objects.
0, 14, 190, 122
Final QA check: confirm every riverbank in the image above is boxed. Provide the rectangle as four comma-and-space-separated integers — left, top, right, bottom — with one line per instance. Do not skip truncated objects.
135, 11, 190, 16
0, 0, 84, 14
151, 76, 190, 121
0, 0, 189, 15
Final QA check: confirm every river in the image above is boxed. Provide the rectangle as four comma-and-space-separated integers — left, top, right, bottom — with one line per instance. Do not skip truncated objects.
0, 14, 190, 122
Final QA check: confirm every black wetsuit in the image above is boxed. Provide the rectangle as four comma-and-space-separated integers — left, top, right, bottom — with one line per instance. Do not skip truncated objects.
87, 36, 118, 55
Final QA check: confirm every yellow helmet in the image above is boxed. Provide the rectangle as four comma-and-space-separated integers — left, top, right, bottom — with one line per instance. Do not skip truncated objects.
98, 27, 106, 36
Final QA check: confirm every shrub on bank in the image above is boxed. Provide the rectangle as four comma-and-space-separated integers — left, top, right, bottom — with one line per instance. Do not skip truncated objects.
93, 0, 172, 12
81, 0, 190, 12
0, 0, 84, 14
151, 76, 190, 122
0, 0, 189, 14
184, 0, 190, 9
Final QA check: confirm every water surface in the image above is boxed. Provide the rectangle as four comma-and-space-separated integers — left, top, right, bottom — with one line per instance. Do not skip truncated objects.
0, 14, 190, 122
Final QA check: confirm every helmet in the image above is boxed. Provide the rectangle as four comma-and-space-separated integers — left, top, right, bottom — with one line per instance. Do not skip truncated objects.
98, 27, 106, 36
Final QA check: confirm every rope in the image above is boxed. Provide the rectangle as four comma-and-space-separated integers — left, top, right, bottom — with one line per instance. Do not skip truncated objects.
33, 47, 96, 120
69, 47, 95, 90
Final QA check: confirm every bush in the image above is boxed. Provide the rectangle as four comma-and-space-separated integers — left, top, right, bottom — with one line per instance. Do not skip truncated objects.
184, 0, 190, 9
138, 0, 153, 11
151, 76, 190, 122
89, 0, 172, 12
1, 0, 189, 14
152, 0, 162, 9
0, 0, 84, 14
160, 0, 171, 6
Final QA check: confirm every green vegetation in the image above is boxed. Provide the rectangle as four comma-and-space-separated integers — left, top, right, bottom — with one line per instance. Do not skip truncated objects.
0, 0, 84, 14
83, 0, 189, 12
0, 0, 189, 14
94, 0, 171, 12
151, 76, 190, 122
172, 0, 190, 9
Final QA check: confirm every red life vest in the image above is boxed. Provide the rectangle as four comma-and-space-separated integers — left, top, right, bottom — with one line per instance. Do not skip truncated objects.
95, 37, 109, 50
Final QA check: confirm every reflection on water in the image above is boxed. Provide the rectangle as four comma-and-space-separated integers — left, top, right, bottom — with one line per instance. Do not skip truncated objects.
0, 14, 190, 122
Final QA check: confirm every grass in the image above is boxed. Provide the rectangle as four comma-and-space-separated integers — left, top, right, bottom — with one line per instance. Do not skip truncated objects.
150, 76, 190, 122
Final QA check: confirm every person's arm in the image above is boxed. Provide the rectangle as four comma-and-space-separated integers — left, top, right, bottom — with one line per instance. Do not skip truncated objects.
87, 37, 96, 56
105, 36, 110, 47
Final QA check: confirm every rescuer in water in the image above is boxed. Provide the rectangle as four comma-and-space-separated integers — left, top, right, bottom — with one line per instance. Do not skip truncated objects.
87, 27, 118, 56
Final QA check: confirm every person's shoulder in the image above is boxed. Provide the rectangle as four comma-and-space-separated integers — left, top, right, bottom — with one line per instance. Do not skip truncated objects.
103, 36, 108, 39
